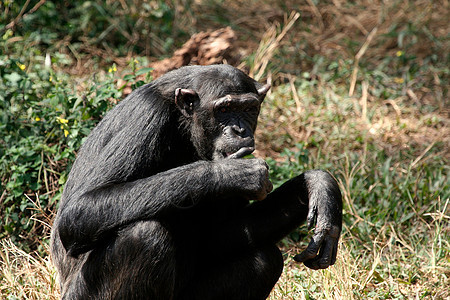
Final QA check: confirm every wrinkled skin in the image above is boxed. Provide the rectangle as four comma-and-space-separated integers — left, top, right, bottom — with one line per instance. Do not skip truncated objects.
51, 65, 342, 300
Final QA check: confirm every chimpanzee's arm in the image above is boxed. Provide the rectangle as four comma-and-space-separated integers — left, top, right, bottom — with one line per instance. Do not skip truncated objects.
206, 170, 342, 269
291, 170, 342, 269
56, 159, 271, 257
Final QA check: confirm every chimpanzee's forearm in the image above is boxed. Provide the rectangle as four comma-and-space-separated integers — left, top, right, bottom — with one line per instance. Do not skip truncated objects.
56, 161, 219, 257
243, 170, 342, 247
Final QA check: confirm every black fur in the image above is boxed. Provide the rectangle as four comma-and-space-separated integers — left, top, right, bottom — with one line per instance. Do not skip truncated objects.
51, 64, 342, 300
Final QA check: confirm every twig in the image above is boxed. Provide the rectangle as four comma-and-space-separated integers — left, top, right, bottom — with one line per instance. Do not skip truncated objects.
345, 15, 368, 35
5, 0, 30, 31
384, 98, 402, 117
360, 81, 368, 121
250, 11, 300, 81
349, 27, 378, 96
410, 142, 436, 169
5, 0, 47, 31
288, 74, 302, 114
305, 0, 324, 31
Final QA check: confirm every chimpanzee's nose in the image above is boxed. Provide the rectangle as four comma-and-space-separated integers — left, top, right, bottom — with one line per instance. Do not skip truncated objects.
224, 125, 246, 138
231, 125, 245, 135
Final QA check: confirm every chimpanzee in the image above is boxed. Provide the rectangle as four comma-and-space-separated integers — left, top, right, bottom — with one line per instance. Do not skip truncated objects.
50, 64, 342, 300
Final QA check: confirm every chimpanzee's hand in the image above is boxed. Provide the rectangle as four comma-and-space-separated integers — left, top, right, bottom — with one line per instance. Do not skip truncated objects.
293, 170, 342, 269
214, 158, 273, 201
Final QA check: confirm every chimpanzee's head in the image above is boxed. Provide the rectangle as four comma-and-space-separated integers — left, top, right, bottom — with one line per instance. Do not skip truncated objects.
174, 65, 270, 160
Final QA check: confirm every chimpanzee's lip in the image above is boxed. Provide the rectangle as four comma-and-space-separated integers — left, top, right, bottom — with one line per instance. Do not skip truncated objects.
223, 147, 255, 159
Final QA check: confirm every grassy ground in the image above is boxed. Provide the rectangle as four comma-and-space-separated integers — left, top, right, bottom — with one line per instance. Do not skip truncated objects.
1, 0, 449, 299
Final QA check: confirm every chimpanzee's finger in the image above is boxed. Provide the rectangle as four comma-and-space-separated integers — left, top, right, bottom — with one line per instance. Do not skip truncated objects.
303, 235, 339, 269
330, 238, 338, 266
301, 238, 332, 270
317, 237, 333, 268
303, 258, 320, 270
227, 147, 255, 159
293, 230, 325, 263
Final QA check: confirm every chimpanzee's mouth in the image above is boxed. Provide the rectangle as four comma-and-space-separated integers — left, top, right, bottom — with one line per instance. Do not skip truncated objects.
223, 147, 255, 159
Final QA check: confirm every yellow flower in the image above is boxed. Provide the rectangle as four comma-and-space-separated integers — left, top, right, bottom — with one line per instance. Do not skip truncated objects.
108, 65, 117, 73
394, 77, 404, 84
64, 129, 69, 137
35, 117, 41, 121
396, 51, 404, 57
2, 29, 13, 40
57, 117, 69, 124
16, 62, 26, 70
49, 76, 53, 82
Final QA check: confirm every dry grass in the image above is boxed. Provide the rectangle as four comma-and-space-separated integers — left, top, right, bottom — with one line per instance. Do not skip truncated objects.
0, 239, 59, 299
0, 195, 59, 299
269, 197, 449, 300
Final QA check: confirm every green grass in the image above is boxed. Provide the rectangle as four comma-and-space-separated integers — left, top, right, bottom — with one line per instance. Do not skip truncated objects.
1, 0, 449, 299
262, 72, 449, 298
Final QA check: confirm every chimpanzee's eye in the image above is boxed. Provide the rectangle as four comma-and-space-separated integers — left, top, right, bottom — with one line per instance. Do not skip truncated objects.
244, 106, 257, 113
220, 107, 227, 113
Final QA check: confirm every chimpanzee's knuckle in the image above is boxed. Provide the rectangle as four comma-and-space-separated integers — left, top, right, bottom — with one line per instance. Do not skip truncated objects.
258, 165, 269, 181
255, 191, 266, 201
302, 247, 318, 260
253, 158, 267, 168
330, 252, 337, 266
253, 164, 264, 174
318, 253, 331, 267
304, 259, 320, 270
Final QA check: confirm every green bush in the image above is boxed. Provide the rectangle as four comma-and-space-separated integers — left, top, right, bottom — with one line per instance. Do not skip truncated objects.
1, 0, 181, 58
0, 36, 152, 249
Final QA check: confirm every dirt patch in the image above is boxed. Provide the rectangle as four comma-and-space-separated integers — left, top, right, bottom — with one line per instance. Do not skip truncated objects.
149, 27, 241, 78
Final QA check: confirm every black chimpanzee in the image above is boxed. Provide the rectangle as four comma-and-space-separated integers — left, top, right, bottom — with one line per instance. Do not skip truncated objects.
50, 64, 342, 300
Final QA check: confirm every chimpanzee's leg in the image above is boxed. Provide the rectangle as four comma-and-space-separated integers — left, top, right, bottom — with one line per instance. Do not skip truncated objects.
175, 175, 312, 299
178, 244, 284, 300
60, 220, 176, 300
210, 175, 310, 256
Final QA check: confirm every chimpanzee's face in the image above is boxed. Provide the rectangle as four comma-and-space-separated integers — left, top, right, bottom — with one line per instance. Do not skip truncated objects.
209, 93, 261, 160
174, 83, 270, 161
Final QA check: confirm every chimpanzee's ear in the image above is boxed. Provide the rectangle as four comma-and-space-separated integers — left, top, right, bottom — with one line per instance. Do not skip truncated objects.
175, 88, 199, 117
257, 83, 271, 102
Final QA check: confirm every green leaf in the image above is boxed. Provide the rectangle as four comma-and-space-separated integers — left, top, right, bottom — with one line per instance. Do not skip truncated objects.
123, 74, 135, 81
5, 72, 22, 83
135, 67, 153, 76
